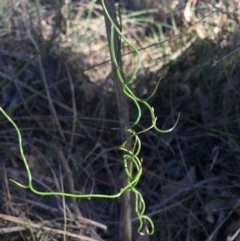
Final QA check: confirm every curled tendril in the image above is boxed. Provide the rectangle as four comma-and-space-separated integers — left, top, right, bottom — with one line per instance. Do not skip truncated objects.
102, 1, 179, 132
0, 0, 179, 237
101, 0, 180, 235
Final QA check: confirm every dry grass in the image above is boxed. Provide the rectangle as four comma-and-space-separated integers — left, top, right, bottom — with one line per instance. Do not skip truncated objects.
0, 0, 240, 240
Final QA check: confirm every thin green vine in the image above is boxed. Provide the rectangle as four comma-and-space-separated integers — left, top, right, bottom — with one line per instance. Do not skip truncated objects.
0, 0, 179, 237
101, 0, 179, 234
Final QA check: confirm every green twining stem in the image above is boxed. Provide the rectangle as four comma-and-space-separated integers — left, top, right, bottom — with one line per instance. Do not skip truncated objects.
102, 1, 179, 133
101, 0, 179, 235
0, 107, 142, 198
0, 0, 179, 237
0, 105, 153, 234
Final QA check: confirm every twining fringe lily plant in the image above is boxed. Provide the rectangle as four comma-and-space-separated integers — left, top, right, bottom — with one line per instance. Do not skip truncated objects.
0, 0, 179, 236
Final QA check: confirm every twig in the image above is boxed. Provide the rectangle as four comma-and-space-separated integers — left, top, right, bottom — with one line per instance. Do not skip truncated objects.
102, 1, 132, 241
65, 64, 77, 156
0, 214, 98, 241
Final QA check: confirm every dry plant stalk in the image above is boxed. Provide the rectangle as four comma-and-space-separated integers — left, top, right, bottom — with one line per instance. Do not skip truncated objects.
102, 1, 132, 241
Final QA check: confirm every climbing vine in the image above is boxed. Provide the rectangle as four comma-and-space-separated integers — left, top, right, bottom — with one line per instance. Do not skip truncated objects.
0, 0, 179, 236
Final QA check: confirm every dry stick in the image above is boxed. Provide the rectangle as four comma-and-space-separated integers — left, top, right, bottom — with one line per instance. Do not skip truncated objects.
103, 2, 132, 241
59, 166, 67, 241
0, 214, 98, 241
35, 0, 43, 40
57, 148, 81, 216
65, 64, 77, 156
